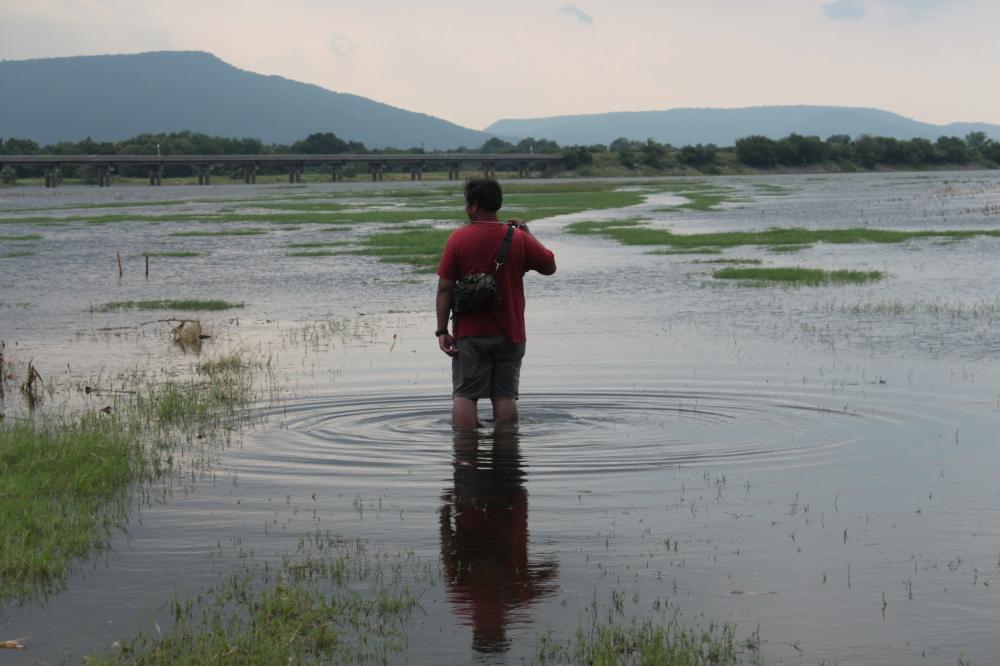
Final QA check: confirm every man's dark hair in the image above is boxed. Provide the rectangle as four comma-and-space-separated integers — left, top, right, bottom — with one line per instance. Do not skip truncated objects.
464, 178, 503, 212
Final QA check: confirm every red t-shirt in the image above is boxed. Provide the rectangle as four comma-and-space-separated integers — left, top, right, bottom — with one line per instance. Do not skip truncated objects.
437, 220, 556, 343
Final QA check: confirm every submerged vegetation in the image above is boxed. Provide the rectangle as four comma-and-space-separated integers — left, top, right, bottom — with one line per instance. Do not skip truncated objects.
0, 417, 140, 602
567, 219, 1000, 251
0, 349, 267, 602
93, 299, 244, 312
88, 532, 424, 665
535, 617, 761, 666
712, 266, 885, 286
142, 250, 201, 258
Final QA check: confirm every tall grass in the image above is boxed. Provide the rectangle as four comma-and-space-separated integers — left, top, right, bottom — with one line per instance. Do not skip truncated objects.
0, 416, 141, 601
0, 349, 268, 602
94, 300, 244, 312
87, 532, 424, 665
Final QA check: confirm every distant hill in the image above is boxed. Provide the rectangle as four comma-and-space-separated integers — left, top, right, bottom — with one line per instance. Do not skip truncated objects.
485, 106, 1000, 147
0, 51, 492, 149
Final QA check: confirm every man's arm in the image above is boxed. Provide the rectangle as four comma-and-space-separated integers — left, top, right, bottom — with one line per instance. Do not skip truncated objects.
436, 277, 458, 356
509, 220, 556, 275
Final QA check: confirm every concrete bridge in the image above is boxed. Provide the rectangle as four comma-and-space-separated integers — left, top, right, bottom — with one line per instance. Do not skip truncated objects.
0, 153, 564, 187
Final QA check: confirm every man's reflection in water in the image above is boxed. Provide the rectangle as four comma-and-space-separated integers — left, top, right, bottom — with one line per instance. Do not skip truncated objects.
439, 428, 558, 654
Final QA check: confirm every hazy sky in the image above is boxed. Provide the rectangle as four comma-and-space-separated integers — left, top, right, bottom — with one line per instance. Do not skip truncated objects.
2, 0, 997, 130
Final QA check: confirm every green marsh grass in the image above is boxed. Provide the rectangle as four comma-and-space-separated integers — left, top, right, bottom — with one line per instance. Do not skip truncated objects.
286, 241, 350, 249
1, 249, 35, 258
170, 228, 267, 237
693, 258, 764, 265
287, 250, 341, 257
752, 183, 790, 195
350, 226, 453, 270
141, 250, 202, 258
567, 220, 1000, 251
0, 416, 142, 601
94, 299, 244, 312
0, 347, 267, 602
535, 620, 760, 666
88, 532, 425, 665
713, 266, 885, 286
647, 247, 723, 255
0, 233, 43, 241
767, 244, 810, 253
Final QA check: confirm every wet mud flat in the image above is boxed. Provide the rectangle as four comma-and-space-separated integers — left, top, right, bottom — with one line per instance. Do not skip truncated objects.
2, 172, 1000, 663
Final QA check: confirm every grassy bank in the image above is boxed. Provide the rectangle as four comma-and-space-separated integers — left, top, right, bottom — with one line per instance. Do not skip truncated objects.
0, 349, 266, 602
0, 416, 141, 602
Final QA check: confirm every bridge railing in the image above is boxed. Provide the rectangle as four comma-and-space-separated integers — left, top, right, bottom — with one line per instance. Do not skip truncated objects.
0, 153, 563, 187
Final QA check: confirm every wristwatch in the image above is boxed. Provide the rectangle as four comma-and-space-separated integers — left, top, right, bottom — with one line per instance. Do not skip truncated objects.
435, 329, 449, 337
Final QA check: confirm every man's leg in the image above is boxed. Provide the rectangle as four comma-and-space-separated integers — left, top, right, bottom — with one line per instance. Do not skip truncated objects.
490, 340, 525, 430
491, 397, 518, 429
452, 397, 479, 431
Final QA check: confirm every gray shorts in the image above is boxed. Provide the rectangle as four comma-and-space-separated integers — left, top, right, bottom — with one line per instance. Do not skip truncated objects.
451, 336, 526, 400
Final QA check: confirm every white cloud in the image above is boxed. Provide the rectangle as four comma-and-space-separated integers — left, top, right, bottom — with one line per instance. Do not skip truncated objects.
558, 5, 594, 26
822, 0, 867, 19
329, 33, 358, 59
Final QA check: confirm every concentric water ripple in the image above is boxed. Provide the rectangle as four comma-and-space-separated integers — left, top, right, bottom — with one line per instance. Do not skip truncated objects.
239, 388, 904, 481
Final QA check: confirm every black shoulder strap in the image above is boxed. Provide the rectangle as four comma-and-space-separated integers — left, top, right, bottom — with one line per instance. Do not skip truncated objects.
493, 223, 517, 273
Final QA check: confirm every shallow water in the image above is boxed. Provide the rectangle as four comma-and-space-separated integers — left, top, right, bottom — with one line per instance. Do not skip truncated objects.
2, 173, 1000, 664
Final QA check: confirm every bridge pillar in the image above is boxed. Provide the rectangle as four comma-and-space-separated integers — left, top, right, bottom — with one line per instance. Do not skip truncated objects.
44, 166, 59, 188
483, 162, 496, 178
370, 163, 384, 181
330, 164, 343, 182
410, 164, 423, 180
448, 163, 461, 180
244, 164, 257, 184
198, 165, 211, 185
97, 166, 112, 187
149, 165, 163, 186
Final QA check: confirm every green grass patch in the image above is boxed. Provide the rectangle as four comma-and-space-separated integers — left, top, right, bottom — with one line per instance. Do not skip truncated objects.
286, 241, 350, 249
350, 226, 453, 270
504, 189, 645, 218
170, 228, 267, 237
249, 202, 354, 212
692, 258, 764, 265
713, 266, 885, 286
287, 250, 341, 257
767, 244, 810, 253
535, 618, 759, 666
567, 221, 1000, 251
0, 215, 72, 227
141, 250, 202, 258
0, 417, 140, 602
646, 180, 739, 211
0, 348, 266, 602
752, 183, 790, 195
0, 233, 43, 241
87, 532, 423, 665
647, 247, 723, 255
94, 299, 244, 312
2, 249, 35, 258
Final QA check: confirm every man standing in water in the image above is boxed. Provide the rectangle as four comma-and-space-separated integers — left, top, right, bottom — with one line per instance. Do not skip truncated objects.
436, 178, 557, 430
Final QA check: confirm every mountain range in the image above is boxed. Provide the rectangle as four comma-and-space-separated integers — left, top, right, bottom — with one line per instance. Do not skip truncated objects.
0, 51, 491, 149
485, 106, 1000, 147
2, 51, 999, 150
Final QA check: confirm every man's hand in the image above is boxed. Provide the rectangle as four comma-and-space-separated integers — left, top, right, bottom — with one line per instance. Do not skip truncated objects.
507, 218, 530, 234
438, 333, 458, 357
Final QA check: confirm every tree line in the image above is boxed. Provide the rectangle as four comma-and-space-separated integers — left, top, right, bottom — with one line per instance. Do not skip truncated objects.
2, 129, 999, 183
